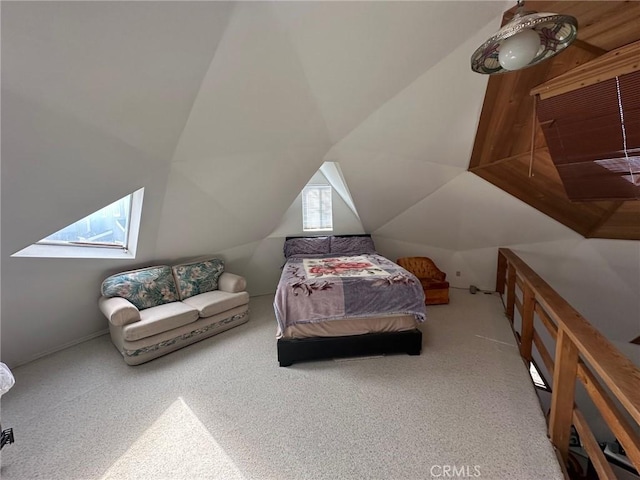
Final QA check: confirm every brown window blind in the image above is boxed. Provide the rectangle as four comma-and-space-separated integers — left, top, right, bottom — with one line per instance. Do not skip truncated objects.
536, 70, 640, 201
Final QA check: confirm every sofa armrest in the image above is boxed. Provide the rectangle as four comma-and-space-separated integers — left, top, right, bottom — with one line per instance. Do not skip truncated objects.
218, 272, 247, 293
99, 296, 140, 327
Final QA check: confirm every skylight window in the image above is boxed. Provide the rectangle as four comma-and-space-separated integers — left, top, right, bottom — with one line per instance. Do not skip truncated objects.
302, 185, 333, 232
536, 69, 640, 201
12, 188, 144, 259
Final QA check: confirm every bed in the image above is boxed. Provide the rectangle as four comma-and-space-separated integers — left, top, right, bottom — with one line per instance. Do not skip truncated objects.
274, 234, 426, 366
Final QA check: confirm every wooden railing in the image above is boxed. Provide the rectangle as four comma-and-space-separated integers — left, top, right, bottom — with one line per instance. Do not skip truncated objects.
496, 248, 640, 479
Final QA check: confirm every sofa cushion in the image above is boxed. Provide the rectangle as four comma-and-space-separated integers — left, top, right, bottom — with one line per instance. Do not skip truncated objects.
182, 290, 250, 318
122, 302, 199, 341
172, 258, 225, 300
101, 266, 179, 310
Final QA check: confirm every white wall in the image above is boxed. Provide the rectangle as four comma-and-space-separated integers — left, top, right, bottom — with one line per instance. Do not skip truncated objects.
1, 91, 172, 366
514, 239, 640, 343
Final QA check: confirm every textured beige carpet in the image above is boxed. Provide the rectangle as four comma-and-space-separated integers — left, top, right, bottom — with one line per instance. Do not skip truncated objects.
0, 290, 563, 480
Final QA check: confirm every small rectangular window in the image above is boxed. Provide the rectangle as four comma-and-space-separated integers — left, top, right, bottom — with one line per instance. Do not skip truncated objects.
302, 185, 333, 231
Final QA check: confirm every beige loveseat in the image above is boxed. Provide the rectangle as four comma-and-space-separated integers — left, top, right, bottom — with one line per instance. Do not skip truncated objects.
98, 258, 249, 365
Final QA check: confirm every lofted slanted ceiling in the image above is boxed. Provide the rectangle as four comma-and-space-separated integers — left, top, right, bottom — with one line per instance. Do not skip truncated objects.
469, 1, 640, 240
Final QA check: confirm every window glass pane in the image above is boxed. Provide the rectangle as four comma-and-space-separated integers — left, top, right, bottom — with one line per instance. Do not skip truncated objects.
529, 361, 548, 390
40, 195, 131, 247
302, 185, 333, 231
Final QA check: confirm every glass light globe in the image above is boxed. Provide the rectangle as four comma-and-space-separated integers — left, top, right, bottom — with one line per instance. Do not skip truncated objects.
0, 362, 14, 396
498, 29, 541, 71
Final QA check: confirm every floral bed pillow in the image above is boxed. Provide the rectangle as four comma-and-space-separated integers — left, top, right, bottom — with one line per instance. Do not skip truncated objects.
101, 266, 178, 310
283, 236, 331, 258
330, 236, 377, 255
172, 258, 225, 300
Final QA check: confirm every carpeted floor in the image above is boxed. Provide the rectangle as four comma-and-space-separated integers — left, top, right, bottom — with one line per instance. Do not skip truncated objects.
0, 289, 563, 480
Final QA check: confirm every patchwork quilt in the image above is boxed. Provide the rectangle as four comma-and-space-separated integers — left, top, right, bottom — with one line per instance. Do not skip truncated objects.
274, 254, 426, 333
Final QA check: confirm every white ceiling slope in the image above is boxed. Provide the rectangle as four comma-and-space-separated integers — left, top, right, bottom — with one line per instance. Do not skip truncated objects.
164, 2, 507, 252
327, 13, 501, 170
324, 13, 504, 233
171, 1, 332, 163
2, 1, 233, 161
331, 150, 462, 233
375, 173, 579, 251
270, 1, 507, 143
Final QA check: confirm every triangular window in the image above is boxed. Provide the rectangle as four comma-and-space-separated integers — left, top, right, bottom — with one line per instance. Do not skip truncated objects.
12, 188, 144, 259
39, 195, 131, 247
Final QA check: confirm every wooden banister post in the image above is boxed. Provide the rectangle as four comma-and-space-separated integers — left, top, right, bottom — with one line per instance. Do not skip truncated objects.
506, 263, 516, 322
496, 250, 506, 295
549, 328, 579, 464
520, 284, 534, 362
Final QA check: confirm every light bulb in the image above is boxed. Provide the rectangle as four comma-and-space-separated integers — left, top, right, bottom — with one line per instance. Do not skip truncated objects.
498, 29, 540, 71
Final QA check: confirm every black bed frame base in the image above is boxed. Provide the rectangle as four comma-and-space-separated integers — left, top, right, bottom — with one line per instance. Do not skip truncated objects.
277, 329, 422, 367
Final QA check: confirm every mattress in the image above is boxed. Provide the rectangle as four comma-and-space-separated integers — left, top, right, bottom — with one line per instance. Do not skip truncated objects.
278, 313, 418, 339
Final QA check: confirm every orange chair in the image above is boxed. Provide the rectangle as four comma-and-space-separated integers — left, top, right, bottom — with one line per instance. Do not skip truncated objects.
396, 257, 450, 305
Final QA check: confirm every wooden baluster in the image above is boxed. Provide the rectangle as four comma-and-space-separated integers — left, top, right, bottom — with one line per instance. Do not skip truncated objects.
496, 250, 507, 295
506, 263, 516, 322
520, 284, 534, 362
577, 362, 640, 472
549, 328, 579, 463
572, 410, 617, 480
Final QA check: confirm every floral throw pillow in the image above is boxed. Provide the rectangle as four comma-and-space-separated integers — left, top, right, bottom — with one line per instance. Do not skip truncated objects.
101, 266, 178, 310
172, 258, 225, 300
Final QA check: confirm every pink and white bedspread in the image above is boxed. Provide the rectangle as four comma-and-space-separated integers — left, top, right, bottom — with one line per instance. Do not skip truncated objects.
274, 253, 426, 335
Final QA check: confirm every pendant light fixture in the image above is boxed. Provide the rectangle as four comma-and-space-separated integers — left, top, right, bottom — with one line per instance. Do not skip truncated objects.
471, 0, 578, 75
